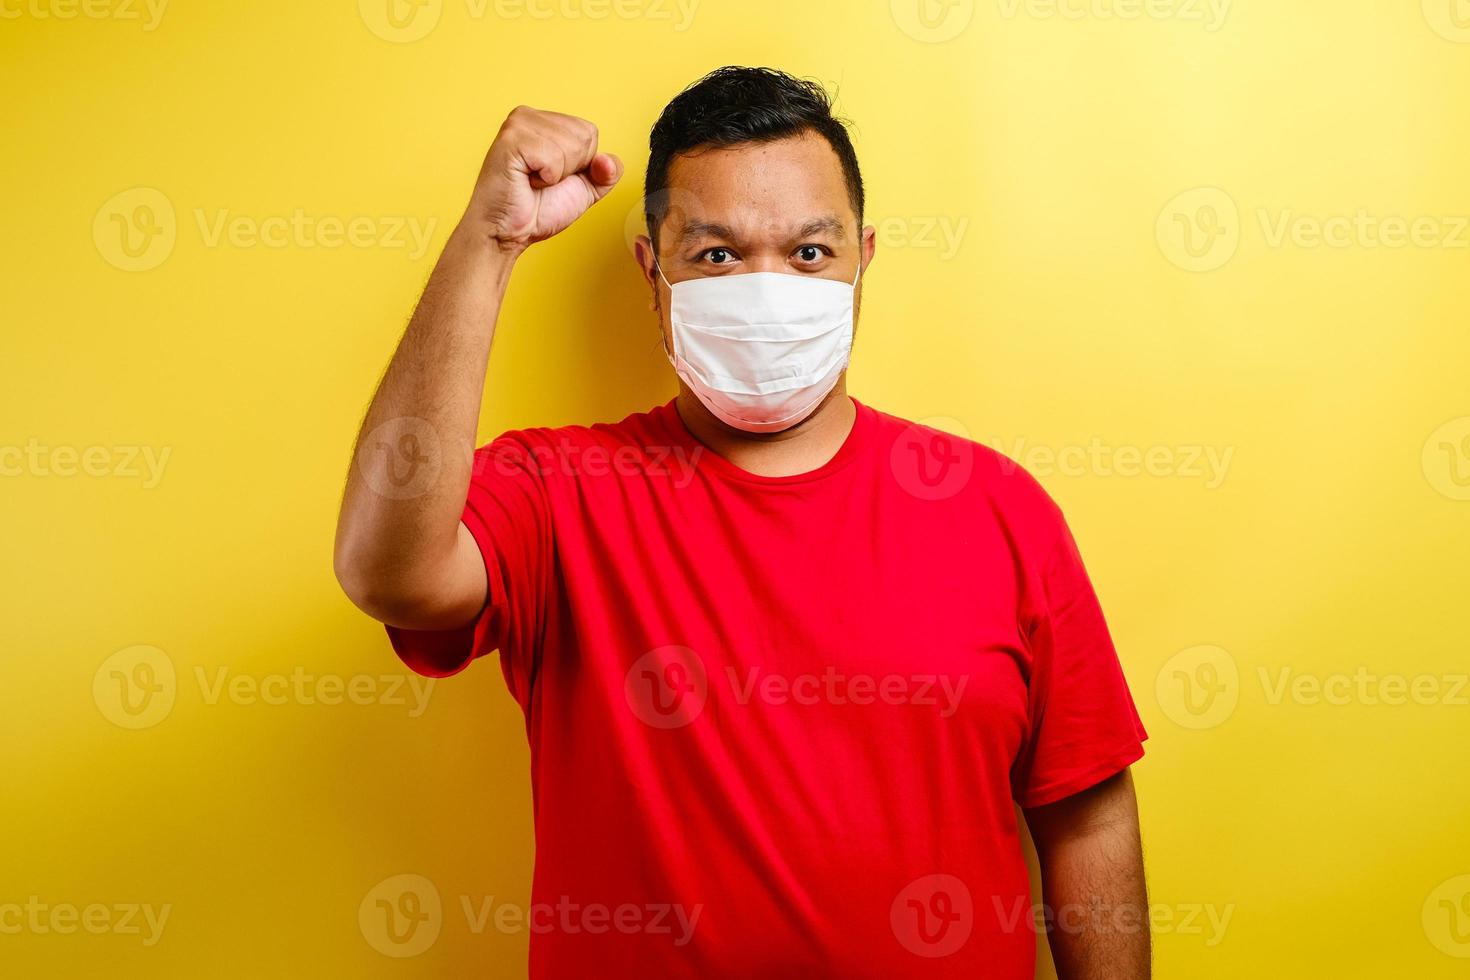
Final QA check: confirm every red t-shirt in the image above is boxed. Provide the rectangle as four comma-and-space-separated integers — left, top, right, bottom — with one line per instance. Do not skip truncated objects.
387, 398, 1147, 978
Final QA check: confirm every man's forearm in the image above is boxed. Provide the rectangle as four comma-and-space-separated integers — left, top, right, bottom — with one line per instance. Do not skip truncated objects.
333, 224, 519, 621
333, 107, 619, 627
1027, 771, 1150, 979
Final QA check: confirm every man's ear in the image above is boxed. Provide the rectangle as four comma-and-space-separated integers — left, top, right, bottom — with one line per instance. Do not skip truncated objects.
852, 224, 878, 334
633, 234, 660, 312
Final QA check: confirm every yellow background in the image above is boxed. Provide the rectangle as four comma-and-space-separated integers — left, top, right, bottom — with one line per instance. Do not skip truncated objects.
4, 0, 1469, 975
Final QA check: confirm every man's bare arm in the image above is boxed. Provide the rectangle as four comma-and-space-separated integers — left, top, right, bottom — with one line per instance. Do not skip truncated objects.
333, 106, 621, 630
1025, 769, 1150, 980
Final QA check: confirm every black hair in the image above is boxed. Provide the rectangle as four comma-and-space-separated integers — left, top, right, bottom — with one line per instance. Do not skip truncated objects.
644, 66, 864, 250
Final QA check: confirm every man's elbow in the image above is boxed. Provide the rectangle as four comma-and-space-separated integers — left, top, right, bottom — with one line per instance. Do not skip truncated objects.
333, 530, 418, 624
333, 529, 474, 630
334, 537, 390, 621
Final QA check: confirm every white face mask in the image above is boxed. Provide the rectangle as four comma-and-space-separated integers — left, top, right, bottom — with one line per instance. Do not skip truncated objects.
658, 262, 860, 433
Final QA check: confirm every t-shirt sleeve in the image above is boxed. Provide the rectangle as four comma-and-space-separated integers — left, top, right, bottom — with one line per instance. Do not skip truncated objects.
384, 433, 553, 704
1012, 512, 1148, 808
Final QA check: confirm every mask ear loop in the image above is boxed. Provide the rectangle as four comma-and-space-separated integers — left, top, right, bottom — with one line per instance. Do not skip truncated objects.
653, 260, 680, 368
838, 255, 861, 375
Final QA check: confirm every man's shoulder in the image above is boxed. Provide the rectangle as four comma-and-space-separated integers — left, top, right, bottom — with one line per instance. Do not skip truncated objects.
472, 401, 683, 479
482, 401, 671, 444
865, 403, 1067, 528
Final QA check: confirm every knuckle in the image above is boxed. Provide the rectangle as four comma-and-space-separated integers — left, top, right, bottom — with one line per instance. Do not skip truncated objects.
504, 105, 538, 131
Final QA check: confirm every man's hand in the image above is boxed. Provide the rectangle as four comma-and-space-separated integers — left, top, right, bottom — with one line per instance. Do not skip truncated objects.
465, 106, 623, 251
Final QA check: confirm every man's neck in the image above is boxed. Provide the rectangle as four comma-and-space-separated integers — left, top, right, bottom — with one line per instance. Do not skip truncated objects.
674, 384, 857, 478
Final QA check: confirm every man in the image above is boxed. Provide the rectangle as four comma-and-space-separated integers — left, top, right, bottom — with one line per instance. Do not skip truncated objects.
335, 66, 1150, 978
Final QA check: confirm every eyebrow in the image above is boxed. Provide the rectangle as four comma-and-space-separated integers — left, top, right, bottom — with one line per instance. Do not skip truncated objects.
794, 216, 848, 241
677, 220, 737, 247
675, 215, 850, 248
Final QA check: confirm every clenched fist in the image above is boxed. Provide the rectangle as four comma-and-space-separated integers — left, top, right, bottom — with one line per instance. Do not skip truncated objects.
463, 105, 623, 252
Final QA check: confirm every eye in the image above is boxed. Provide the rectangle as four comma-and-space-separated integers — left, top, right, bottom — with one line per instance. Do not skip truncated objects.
794, 245, 827, 264
701, 247, 735, 265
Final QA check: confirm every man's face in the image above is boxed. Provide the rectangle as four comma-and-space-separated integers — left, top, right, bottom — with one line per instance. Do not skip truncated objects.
635, 130, 876, 356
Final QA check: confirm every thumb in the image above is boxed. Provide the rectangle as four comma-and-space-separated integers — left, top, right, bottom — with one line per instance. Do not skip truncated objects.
586, 152, 623, 201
